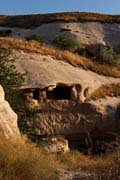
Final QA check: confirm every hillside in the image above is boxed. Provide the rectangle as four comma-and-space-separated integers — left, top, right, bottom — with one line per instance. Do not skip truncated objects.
0, 12, 120, 52
0, 37, 120, 78
0, 12, 120, 179
0, 10, 120, 139
0, 12, 120, 28
0, 36, 119, 141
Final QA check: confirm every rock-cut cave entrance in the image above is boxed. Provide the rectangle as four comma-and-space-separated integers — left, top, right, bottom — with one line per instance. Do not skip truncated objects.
33, 88, 40, 100
46, 85, 71, 100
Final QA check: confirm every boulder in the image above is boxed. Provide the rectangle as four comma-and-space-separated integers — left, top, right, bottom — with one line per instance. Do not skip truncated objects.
41, 136, 69, 153
0, 85, 20, 139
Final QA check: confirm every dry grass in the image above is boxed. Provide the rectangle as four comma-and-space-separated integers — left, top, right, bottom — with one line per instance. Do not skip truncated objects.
89, 83, 120, 100
0, 37, 120, 78
57, 150, 120, 179
0, 135, 120, 179
0, 136, 61, 180
0, 12, 120, 28
57, 150, 103, 170
57, 150, 119, 170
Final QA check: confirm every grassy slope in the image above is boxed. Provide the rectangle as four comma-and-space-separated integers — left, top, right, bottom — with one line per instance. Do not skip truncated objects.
0, 137, 61, 180
0, 37, 120, 78
0, 12, 120, 28
0, 136, 119, 180
89, 83, 120, 100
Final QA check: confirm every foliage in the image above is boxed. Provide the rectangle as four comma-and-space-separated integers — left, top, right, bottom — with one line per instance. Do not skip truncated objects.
25, 34, 43, 43
53, 34, 79, 51
0, 48, 24, 115
77, 43, 120, 66
97, 44, 120, 65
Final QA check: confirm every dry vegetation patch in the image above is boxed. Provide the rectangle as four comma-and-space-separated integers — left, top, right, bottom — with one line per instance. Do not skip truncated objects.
57, 151, 102, 170
89, 83, 120, 100
0, 137, 61, 180
0, 37, 120, 78
0, 12, 120, 28
57, 150, 120, 179
0, 136, 119, 180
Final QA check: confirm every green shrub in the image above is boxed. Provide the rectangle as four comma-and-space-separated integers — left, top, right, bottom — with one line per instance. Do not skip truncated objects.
25, 34, 43, 43
0, 49, 25, 115
97, 44, 120, 65
79, 43, 120, 66
98, 44, 114, 63
53, 34, 79, 51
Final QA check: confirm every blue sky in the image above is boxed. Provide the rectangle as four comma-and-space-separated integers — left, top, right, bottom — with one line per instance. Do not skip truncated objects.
0, 0, 120, 15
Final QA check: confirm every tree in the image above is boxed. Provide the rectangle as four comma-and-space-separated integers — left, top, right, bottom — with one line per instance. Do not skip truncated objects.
0, 49, 25, 115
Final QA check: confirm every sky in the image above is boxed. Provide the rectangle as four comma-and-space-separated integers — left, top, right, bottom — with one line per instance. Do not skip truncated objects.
0, 0, 120, 15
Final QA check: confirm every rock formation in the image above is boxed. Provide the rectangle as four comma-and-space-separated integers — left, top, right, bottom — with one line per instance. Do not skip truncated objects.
0, 12, 120, 148
42, 136, 69, 153
0, 85, 20, 139
12, 50, 120, 146
1, 15, 120, 47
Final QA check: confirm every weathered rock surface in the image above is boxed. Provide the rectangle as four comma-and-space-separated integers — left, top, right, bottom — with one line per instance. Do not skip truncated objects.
0, 85, 20, 139
12, 51, 120, 142
1, 21, 119, 143
23, 97, 120, 142
14, 50, 120, 102
42, 136, 69, 153
1, 22, 120, 46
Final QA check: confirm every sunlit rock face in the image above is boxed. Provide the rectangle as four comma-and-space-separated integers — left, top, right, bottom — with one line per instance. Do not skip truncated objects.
14, 51, 120, 142
0, 85, 20, 139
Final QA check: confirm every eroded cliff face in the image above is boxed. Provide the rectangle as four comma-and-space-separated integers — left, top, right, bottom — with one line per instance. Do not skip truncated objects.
21, 93, 120, 144
0, 85, 20, 139
0, 14, 120, 145
12, 50, 120, 144
1, 22, 120, 47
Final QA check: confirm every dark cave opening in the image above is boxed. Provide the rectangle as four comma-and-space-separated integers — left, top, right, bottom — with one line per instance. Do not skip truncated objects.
33, 88, 40, 100
46, 86, 71, 100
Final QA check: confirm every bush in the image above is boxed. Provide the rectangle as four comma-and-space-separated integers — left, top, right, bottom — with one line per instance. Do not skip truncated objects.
78, 43, 120, 66
0, 49, 25, 115
98, 44, 114, 64
97, 44, 120, 65
53, 34, 79, 51
25, 34, 43, 43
